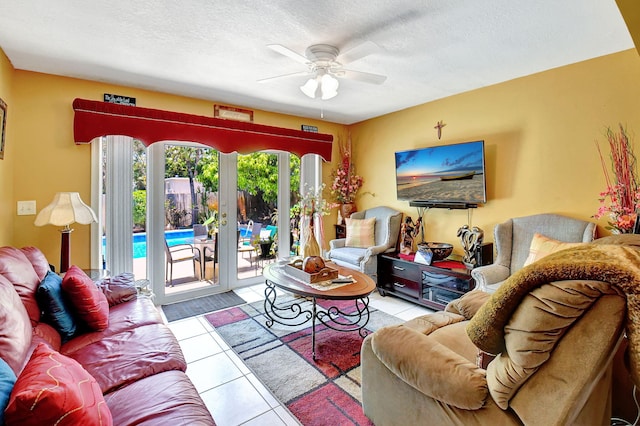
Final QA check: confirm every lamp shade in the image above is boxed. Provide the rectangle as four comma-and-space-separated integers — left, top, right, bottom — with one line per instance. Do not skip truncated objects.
34, 192, 97, 227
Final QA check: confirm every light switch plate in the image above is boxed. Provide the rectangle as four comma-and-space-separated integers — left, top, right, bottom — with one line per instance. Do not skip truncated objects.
17, 200, 36, 216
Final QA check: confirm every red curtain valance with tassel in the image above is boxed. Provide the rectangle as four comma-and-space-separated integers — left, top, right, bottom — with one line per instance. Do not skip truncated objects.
72, 98, 333, 161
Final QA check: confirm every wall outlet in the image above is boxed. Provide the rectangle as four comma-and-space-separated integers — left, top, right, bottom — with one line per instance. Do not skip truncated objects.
17, 200, 36, 216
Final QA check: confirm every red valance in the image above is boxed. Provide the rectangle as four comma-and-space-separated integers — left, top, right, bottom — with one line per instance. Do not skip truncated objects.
72, 98, 333, 161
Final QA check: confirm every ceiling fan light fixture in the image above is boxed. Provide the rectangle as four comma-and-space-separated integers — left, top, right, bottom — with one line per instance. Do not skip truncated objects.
320, 74, 339, 100
300, 72, 339, 100
300, 77, 319, 98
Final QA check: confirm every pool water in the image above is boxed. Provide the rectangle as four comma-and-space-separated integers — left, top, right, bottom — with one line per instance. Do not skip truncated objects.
103, 229, 195, 259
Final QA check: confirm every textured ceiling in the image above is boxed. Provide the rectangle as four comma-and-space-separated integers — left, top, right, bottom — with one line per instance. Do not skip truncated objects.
0, 0, 634, 124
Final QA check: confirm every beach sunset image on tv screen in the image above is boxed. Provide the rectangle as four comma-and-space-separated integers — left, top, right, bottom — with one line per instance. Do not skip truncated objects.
395, 140, 486, 204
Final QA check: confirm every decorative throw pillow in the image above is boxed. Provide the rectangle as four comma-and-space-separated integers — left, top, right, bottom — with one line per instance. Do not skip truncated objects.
61, 266, 109, 331
345, 217, 376, 248
96, 273, 137, 306
0, 357, 16, 425
4, 343, 112, 426
36, 270, 78, 342
523, 233, 584, 266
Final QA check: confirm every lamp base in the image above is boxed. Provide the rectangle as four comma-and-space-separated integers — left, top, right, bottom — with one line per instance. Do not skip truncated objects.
60, 227, 74, 273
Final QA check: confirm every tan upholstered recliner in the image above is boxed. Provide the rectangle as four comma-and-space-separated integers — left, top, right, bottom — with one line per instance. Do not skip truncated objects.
361, 239, 639, 426
472, 213, 596, 293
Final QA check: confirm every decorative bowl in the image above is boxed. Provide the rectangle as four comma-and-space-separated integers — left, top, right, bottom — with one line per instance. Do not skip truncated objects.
417, 242, 454, 261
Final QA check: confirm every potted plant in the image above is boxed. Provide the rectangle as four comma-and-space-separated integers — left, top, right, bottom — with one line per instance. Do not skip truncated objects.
330, 134, 364, 221
258, 233, 274, 259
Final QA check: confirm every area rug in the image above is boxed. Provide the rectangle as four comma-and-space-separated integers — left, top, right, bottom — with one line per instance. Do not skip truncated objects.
162, 291, 246, 322
205, 297, 403, 425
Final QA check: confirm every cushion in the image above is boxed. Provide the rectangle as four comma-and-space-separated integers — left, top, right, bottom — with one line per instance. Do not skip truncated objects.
96, 273, 137, 306
0, 246, 42, 325
19, 247, 52, 281
61, 266, 109, 331
523, 233, 583, 266
4, 343, 112, 426
371, 325, 487, 409
0, 274, 33, 376
345, 217, 376, 248
0, 357, 16, 425
36, 270, 78, 342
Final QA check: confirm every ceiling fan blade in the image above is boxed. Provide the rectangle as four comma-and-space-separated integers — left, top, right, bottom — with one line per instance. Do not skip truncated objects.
339, 41, 380, 64
267, 44, 309, 65
257, 70, 309, 83
340, 69, 387, 85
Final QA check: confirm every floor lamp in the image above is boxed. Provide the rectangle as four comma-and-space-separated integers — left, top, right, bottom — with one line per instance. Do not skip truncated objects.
34, 192, 97, 273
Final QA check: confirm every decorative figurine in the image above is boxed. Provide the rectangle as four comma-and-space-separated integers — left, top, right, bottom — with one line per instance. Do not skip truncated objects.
457, 224, 484, 268
401, 216, 422, 255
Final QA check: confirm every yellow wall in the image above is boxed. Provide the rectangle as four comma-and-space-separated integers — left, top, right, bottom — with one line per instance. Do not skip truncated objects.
0, 50, 14, 244
6, 67, 345, 267
4, 46, 640, 264
349, 49, 640, 254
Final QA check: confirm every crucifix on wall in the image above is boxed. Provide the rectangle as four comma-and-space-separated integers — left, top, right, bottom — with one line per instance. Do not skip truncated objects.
434, 120, 446, 140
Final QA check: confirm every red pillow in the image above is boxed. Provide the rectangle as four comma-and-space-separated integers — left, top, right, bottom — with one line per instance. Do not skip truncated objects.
4, 343, 113, 426
61, 266, 109, 331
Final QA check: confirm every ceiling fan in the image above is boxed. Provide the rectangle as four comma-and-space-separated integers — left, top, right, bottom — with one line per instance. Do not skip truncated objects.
259, 41, 387, 100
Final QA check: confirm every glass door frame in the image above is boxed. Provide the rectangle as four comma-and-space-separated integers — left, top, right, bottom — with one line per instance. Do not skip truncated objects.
92, 139, 306, 305
220, 151, 292, 290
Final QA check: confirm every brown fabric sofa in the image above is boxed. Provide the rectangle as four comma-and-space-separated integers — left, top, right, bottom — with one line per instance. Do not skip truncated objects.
0, 246, 215, 425
361, 238, 639, 425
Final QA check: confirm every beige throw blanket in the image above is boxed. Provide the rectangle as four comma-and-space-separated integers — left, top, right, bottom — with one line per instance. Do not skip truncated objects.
467, 237, 640, 385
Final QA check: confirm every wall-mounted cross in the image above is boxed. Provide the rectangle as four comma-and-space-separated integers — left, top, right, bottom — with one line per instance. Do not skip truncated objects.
434, 120, 446, 140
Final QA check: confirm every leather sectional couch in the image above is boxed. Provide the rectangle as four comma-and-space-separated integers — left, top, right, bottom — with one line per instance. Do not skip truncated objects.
0, 246, 215, 425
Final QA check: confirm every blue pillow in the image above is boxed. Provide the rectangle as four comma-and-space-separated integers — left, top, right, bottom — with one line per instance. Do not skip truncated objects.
36, 270, 78, 342
0, 357, 16, 424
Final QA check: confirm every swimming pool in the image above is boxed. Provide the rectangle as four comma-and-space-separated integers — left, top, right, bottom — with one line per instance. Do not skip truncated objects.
103, 229, 195, 259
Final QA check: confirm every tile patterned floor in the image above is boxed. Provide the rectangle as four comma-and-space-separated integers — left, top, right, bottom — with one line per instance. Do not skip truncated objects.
165, 283, 434, 426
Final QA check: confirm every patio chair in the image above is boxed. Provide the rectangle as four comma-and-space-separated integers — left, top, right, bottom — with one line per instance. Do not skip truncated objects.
164, 239, 201, 287
193, 224, 208, 239
198, 236, 218, 281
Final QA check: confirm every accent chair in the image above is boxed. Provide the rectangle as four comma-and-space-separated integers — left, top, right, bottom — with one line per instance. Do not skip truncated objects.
471, 213, 596, 293
327, 206, 403, 282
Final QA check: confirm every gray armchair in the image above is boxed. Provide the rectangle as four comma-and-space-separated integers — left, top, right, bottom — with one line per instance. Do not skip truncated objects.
471, 213, 596, 293
327, 206, 403, 282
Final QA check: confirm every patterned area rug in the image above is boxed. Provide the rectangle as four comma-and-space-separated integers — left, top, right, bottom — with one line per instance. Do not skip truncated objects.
205, 296, 403, 426
162, 291, 246, 322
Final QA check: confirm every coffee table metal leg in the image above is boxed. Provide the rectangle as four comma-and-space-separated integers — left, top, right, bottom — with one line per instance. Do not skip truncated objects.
312, 297, 317, 360
263, 280, 312, 328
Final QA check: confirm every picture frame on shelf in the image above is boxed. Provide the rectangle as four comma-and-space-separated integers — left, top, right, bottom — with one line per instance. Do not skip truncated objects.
0, 97, 6, 159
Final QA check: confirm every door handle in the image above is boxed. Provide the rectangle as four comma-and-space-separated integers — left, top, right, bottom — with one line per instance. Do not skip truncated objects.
221, 220, 227, 226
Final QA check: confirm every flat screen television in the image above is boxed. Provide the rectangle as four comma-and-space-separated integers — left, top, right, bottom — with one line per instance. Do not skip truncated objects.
394, 140, 486, 207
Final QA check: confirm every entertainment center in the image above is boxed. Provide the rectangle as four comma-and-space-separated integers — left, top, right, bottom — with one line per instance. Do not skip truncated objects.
377, 253, 475, 310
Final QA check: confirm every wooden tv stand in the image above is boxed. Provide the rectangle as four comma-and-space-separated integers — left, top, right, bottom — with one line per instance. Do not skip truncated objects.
377, 253, 475, 310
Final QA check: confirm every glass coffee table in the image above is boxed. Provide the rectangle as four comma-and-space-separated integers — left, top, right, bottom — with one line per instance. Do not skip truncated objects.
262, 262, 376, 359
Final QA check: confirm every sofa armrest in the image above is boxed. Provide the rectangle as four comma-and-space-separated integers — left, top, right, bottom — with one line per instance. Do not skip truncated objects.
370, 325, 487, 409
362, 244, 392, 262
445, 291, 491, 320
471, 264, 510, 292
329, 238, 346, 250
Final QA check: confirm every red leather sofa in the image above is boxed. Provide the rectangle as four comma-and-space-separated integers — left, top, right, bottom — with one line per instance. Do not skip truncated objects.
0, 246, 215, 425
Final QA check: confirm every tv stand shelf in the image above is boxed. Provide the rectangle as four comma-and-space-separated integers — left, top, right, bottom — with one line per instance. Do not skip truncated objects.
377, 253, 475, 310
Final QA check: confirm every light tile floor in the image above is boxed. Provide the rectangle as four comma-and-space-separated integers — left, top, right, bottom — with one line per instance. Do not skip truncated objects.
166, 283, 434, 426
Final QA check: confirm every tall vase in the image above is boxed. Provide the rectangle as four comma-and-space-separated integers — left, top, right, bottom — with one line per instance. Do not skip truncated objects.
303, 226, 321, 257
302, 220, 321, 258
340, 203, 356, 223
